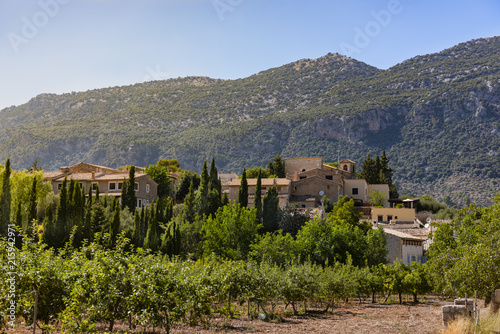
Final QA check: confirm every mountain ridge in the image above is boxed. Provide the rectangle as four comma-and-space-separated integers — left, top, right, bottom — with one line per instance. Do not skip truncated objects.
1, 36, 499, 207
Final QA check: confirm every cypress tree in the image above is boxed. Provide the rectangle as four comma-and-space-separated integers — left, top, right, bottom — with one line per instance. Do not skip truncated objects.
238, 168, 248, 208
55, 177, 69, 248
28, 177, 38, 227
262, 186, 279, 233
126, 166, 137, 211
144, 204, 159, 252
91, 203, 107, 235
14, 202, 23, 248
222, 192, 229, 207
121, 179, 129, 210
109, 198, 121, 248
132, 209, 142, 247
95, 184, 100, 202
83, 186, 93, 242
42, 204, 55, 247
0, 158, 12, 236
209, 158, 221, 196
254, 169, 263, 220
140, 206, 147, 243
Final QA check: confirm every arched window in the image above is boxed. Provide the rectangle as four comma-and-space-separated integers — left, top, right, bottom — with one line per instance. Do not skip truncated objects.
301, 168, 306, 172
343, 165, 348, 171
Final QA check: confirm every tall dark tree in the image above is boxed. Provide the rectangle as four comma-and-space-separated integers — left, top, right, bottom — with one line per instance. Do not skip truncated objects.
360, 154, 377, 184
42, 204, 55, 247
109, 198, 121, 248
254, 169, 263, 220
0, 158, 12, 236
121, 165, 137, 212
27, 177, 38, 231
238, 168, 248, 208
144, 204, 159, 252
55, 177, 69, 248
132, 209, 142, 247
173, 170, 200, 202
262, 186, 280, 233
267, 152, 286, 178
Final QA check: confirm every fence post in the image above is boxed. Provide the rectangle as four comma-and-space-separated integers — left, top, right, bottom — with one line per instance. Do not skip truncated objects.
33, 290, 38, 334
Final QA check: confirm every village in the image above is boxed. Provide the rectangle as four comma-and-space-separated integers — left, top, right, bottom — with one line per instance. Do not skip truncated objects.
42, 156, 434, 267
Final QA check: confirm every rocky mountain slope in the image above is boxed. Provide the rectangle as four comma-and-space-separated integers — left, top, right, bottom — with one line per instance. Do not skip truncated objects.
1, 37, 499, 207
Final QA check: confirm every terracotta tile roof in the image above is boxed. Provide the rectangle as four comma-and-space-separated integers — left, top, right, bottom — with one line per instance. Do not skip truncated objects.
43, 171, 67, 179
227, 178, 290, 187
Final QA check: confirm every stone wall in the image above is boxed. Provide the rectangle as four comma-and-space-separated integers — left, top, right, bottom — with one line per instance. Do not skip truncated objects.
442, 298, 474, 327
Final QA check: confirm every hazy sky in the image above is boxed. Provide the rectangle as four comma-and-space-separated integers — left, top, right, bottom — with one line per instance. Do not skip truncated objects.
1, 0, 499, 111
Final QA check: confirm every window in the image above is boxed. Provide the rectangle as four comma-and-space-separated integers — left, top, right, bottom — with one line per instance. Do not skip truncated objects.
301, 168, 306, 172
92, 182, 98, 191
117, 182, 123, 190
352, 187, 358, 195
146, 184, 150, 193
343, 165, 348, 171
137, 199, 142, 208
299, 176, 306, 180
57, 183, 62, 190
135, 182, 139, 191
109, 182, 116, 191
387, 215, 393, 221
411, 255, 416, 262
301, 204, 306, 208
377, 215, 383, 222
325, 175, 333, 180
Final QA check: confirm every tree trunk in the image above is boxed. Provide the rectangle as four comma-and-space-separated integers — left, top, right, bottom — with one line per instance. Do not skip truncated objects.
398, 292, 402, 304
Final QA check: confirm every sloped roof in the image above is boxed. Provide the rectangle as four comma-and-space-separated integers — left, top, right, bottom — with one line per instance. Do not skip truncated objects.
227, 178, 290, 187
382, 228, 426, 241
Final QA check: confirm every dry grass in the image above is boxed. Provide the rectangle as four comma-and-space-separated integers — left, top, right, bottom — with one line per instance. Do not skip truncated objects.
441, 309, 500, 334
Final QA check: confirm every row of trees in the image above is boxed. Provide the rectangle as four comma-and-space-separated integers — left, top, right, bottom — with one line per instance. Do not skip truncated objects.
426, 194, 500, 303
0, 236, 433, 333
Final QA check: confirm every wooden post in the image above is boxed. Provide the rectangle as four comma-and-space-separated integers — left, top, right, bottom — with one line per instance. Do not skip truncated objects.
33, 290, 38, 334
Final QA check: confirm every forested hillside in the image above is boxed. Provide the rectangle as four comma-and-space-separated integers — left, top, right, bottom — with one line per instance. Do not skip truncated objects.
1, 37, 499, 206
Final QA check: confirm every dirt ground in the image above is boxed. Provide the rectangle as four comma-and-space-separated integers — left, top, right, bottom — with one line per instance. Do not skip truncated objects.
7, 297, 454, 334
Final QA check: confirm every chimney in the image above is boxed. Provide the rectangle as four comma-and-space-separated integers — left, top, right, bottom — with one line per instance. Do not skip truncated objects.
91, 172, 95, 179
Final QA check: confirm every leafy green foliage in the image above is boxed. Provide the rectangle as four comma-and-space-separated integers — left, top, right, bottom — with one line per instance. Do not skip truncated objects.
426, 194, 500, 301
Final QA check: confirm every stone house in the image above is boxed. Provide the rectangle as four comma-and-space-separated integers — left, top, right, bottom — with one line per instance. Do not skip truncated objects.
225, 157, 390, 210
44, 162, 158, 208
383, 228, 426, 265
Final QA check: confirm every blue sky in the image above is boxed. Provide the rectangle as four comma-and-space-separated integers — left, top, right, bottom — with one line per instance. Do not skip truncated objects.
1, 0, 499, 111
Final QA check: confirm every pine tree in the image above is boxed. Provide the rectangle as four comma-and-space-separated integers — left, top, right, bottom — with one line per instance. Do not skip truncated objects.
254, 169, 263, 220
238, 168, 248, 208
262, 186, 280, 233
267, 152, 286, 178
360, 154, 377, 184
0, 158, 12, 236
